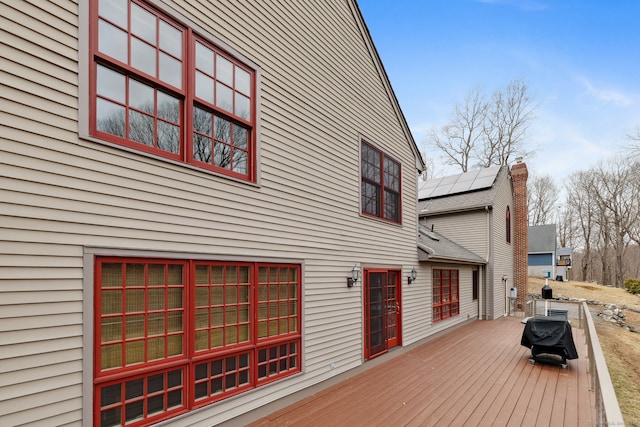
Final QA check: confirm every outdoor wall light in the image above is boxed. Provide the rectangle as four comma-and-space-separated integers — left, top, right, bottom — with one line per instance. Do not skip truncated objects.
347, 265, 361, 288
502, 275, 508, 284
408, 267, 418, 284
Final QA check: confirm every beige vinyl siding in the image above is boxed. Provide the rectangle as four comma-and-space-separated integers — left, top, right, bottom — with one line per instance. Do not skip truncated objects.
1, 0, 422, 426
399, 269, 433, 346
422, 211, 490, 260
418, 264, 478, 338
490, 176, 515, 319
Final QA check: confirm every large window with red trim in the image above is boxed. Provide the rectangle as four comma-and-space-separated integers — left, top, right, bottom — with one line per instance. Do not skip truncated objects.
432, 269, 459, 322
361, 141, 401, 223
94, 258, 301, 427
91, 0, 256, 181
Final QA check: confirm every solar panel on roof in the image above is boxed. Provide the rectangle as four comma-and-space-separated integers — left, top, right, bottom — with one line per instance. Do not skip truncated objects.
418, 166, 501, 199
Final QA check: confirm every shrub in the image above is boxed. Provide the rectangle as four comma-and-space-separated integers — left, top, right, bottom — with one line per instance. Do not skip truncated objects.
624, 278, 640, 295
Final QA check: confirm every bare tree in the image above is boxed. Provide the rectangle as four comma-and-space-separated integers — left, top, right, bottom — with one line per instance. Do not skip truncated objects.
627, 162, 640, 246
624, 125, 640, 159
428, 80, 536, 173
556, 203, 577, 249
565, 171, 597, 282
599, 158, 637, 286
478, 80, 536, 168
418, 145, 436, 182
562, 157, 640, 284
527, 173, 558, 226
428, 86, 487, 172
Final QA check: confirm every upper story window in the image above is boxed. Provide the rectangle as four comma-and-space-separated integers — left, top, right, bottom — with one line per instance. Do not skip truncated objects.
506, 206, 512, 244
361, 141, 401, 223
92, 0, 256, 181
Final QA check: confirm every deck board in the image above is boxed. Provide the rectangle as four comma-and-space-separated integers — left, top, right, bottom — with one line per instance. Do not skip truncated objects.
244, 317, 595, 427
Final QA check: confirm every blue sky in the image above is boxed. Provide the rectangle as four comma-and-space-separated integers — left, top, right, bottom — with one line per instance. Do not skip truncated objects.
357, 0, 640, 182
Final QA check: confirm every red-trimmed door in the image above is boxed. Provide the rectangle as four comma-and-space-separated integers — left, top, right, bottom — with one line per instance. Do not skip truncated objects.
364, 269, 401, 359
385, 271, 400, 348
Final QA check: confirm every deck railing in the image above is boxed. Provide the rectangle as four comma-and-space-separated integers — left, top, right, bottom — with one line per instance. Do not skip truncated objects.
579, 301, 626, 427
526, 299, 625, 425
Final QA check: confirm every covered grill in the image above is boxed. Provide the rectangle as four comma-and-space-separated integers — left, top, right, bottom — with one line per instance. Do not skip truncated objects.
521, 316, 578, 369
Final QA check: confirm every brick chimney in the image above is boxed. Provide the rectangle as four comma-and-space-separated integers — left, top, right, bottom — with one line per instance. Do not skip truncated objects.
511, 158, 528, 313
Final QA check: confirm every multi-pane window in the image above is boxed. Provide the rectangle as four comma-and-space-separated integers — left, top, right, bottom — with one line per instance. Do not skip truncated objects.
92, 0, 255, 181
432, 269, 460, 322
94, 258, 301, 427
361, 141, 401, 223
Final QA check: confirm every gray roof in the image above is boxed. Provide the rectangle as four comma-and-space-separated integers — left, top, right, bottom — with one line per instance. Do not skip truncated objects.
418, 166, 508, 216
528, 224, 557, 253
418, 227, 486, 265
556, 247, 572, 256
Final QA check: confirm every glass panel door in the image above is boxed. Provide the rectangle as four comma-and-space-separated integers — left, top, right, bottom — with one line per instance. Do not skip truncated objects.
366, 272, 387, 358
386, 272, 400, 348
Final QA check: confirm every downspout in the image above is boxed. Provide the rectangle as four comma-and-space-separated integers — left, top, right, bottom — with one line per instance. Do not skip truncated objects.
483, 205, 490, 319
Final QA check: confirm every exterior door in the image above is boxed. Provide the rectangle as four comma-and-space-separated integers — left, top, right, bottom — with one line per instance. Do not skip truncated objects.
385, 271, 400, 348
365, 269, 401, 359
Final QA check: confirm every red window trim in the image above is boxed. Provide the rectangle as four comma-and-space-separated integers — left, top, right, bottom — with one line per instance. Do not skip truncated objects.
360, 140, 402, 224
432, 269, 460, 323
94, 257, 301, 427
89, 0, 257, 182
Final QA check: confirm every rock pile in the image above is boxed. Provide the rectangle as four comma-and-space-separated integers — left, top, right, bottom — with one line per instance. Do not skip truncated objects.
528, 293, 639, 333
598, 304, 638, 333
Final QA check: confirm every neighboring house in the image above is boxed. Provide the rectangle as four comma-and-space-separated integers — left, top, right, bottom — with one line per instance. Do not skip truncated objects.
0, 1, 480, 426
417, 162, 529, 320
528, 224, 557, 279
556, 247, 573, 281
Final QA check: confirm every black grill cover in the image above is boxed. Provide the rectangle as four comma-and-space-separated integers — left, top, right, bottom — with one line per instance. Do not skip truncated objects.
521, 317, 578, 360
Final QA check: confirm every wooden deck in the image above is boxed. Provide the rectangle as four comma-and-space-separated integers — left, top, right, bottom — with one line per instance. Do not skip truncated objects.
239, 317, 595, 427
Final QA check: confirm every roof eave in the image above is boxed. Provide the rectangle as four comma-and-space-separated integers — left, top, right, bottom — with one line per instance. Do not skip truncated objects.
418, 245, 486, 265
419, 204, 492, 217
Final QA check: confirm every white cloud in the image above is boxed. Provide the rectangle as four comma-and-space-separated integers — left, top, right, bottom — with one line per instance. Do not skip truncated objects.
526, 109, 617, 187
575, 75, 635, 107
